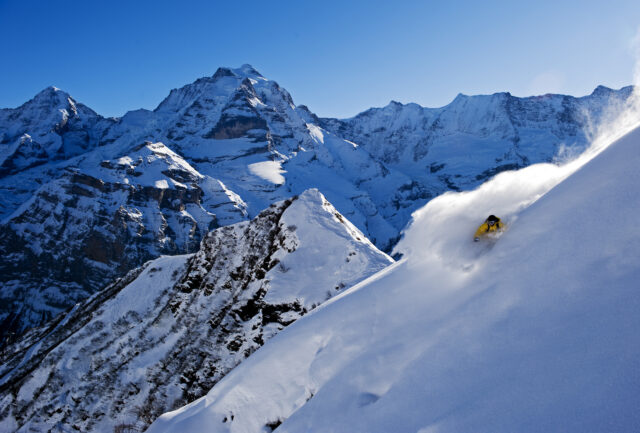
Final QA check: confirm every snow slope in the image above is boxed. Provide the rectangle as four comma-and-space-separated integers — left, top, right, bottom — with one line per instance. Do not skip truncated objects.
0, 189, 392, 433
147, 123, 640, 432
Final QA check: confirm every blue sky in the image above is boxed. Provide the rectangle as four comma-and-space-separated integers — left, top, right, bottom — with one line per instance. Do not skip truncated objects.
1, 0, 639, 118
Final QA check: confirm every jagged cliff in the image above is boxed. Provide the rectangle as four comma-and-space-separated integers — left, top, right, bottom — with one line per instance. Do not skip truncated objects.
0, 189, 393, 432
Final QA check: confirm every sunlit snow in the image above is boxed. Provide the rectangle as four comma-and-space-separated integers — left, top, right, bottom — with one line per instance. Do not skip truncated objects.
148, 102, 640, 433
248, 160, 286, 185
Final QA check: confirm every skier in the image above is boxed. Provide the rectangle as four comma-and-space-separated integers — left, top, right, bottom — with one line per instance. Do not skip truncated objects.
474, 215, 504, 242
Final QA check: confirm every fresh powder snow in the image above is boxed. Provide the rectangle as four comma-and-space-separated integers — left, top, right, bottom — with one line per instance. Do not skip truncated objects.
147, 122, 640, 432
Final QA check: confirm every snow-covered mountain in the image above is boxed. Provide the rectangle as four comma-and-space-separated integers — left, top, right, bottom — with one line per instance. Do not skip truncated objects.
0, 86, 113, 177
321, 85, 634, 193
146, 120, 640, 433
0, 189, 392, 433
0, 64, 633, 341
0, 141, 229, 341
0, 65, 408, 341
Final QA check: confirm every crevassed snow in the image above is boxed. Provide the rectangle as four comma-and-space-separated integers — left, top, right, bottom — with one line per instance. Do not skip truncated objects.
147, 121, 640, 433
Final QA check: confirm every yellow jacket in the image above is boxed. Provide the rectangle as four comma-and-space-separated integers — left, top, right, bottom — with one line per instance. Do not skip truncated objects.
474, 217, 504, 240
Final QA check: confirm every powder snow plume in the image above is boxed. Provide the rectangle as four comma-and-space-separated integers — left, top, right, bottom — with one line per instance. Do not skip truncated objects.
394, 29, 640, 274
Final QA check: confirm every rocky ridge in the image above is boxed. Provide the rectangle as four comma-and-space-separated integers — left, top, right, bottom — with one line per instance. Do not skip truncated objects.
0, 189, 392, 433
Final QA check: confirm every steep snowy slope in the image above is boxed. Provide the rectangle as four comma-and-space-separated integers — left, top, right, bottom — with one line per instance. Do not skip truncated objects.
147, 123, 640, 432
0, 190, 392, 433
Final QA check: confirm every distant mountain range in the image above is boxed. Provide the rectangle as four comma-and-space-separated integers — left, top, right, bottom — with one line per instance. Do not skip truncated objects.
0, 64, 634, 341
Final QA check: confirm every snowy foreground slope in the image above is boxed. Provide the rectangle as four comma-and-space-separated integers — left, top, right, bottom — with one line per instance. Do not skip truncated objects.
0, 190, 392, 433
148, 125, 640, 433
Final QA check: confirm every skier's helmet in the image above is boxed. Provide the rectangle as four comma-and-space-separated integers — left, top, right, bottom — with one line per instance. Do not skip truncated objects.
487, 215, 499, 226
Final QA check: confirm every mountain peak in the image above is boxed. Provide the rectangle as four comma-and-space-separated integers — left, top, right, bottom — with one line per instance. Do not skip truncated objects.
211, 67, 236, 80
32, 85, 72, 104
591, 85, 614, 96
382, 100, 405, 111
156, 64, 268, 113
234, 63, 264, 78
453, 92, 468, 101
211, 64, 264, 81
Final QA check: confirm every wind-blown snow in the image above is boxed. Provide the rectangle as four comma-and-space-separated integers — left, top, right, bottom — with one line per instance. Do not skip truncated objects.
147, 121, 640, 432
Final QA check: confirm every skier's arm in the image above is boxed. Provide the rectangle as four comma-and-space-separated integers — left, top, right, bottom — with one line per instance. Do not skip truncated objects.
474, 223, 489, 241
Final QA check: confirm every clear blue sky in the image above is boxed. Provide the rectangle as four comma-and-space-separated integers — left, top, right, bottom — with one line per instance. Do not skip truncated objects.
1, 0, 639, 118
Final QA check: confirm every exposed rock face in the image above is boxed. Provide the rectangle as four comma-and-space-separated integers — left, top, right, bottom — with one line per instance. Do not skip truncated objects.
204, 114, 268, 140
0, 190, 393, 433
0, 64, 634, 340
0, 142, 241, 342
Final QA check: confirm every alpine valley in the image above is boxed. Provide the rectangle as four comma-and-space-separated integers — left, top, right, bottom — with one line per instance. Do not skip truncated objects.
0, 64, 637, 432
